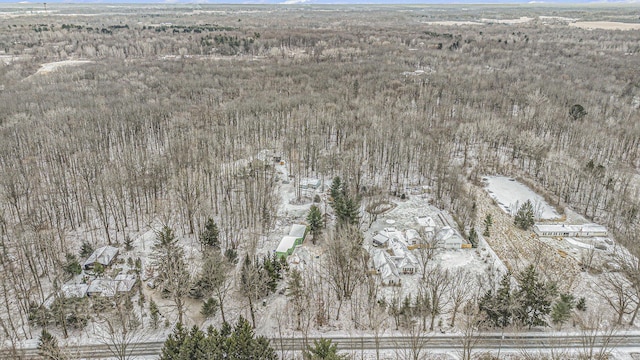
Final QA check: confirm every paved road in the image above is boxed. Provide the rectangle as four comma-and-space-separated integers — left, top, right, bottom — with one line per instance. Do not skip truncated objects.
1, 333, 638, 359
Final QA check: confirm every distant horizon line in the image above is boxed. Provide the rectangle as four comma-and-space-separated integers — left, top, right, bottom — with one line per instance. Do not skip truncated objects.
3, 0, 640, 5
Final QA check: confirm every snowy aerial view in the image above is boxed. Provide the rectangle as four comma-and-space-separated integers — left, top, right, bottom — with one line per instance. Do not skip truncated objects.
0, 2, 639, 360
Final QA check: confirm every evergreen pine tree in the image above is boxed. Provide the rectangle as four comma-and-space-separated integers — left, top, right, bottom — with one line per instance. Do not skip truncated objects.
551, 294, 573, 329
201, 298, 219, 318
38, 329, 62, 360
483, 214, 493, 237
515, 265, 557, 329
199, 218, 220, 249
80, 241, 94, 259
330, 176, 342, 202
160, 323, 187, 360
514, 200, 535, 230
63, 253, 82, 278
150, 299, 160, 329
307, 205, 323, 245
468, 228, 478, 247
303, 338, 348, 360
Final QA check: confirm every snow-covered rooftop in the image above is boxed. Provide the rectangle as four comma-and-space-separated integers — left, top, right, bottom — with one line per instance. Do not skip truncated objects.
299, 178, 321, 189
289, 224, 307, 239
83, 245, 119, 269
87, 279, 118, 297
372, 249, 400, 282
372, 233, 389, 245
276, 236, 299, 253
87, 274, 137, 297
416, 216, 436, 229
61, 283, 89, 298
534, 223, 607, 235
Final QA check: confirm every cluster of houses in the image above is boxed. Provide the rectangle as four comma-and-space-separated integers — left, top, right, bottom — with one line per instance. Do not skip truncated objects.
50, 245, 137, 304
370, 216, 468, 285
275, 224, 308, 258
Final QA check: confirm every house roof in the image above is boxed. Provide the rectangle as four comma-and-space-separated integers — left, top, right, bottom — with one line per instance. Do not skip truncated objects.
373, 233, 389, 244
276, 236, 299, 253
87, 279, 118, 297
289, 224, 307, 239
435, 226, 463, 243
406, 229, 420, 241
372, 250, 400, 281
61, 283, 89, 298
390, 241, 418, 265
84, 246, 119, 268
416, 216, 436, 230
87, 274, 137, 297
300, 178, 321, 188
115, 274, 137, 292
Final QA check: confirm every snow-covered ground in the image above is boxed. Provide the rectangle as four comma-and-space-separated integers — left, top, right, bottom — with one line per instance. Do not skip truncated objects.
569, 21, 640, 30
35, 60, 93, 75
483, 175, 560, 220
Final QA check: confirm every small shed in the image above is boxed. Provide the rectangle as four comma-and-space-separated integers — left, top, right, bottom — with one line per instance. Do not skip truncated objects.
434, 227, 463, 249
372, 233, 390, 247
115, 274, 137, 293
83, 246, 119, 270
289, 224, 308, 240
300, 178, 321, 190
276, 236, 301, 258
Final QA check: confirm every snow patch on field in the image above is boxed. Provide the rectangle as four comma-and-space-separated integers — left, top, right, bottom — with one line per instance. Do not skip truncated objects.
569, 21, 640, 31
35, 60, 93, 75
484, 175, 560, 220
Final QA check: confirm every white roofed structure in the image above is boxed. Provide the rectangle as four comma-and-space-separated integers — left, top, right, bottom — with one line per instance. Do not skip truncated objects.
372, 250, 400, 285
61, 283, 89, 298
372, 233, 389, 247
533, 223, 608, 238
416, 216, 436, 232
83, 245, 119, 270
434, 226, 464, 249
405, 229, 421, 245
289, 224, 307, 239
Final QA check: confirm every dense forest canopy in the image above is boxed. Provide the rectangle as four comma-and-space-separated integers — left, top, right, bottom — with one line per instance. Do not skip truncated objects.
0, 3, 638, 351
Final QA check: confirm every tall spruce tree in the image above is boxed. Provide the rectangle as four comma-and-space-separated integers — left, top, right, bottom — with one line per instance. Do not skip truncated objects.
514, 200, 535, 230
304, 338, 349, 360
38, 329, 63, 360
307, 205, 323, 244
515, 265, 556, 329
199, 218, 220, 249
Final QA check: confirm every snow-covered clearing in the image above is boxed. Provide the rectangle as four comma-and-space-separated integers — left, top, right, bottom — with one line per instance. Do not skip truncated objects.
481, 17, 534, 24
424, 17, 532, 26
424, 20, 483, 26
484, 175, 560, 220
569, 21, 640, 30
35, 60, 93, 75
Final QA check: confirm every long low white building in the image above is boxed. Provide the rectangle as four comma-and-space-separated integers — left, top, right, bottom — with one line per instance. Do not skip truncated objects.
533, 223, 608, 238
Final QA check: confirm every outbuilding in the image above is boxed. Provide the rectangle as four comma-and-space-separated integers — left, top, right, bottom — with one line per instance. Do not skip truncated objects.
533, 223, 608, 238
83, 245, 119, 270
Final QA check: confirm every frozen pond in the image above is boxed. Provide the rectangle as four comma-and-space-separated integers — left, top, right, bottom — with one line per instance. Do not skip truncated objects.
483, 176, 560, 220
